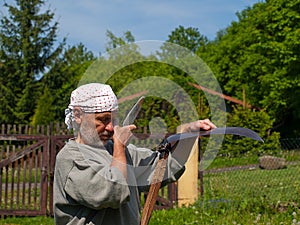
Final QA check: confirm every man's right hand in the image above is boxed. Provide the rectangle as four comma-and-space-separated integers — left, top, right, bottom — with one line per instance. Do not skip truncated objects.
111, 125, 136, 179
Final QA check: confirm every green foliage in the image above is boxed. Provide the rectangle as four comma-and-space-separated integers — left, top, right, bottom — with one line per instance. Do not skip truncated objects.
109, 61, 198, 133
1, 0, 299, 142
0, 0, 65, 123
167, 25, 208, 53
0, 83, 16, 123
82, 31, 213, 133
105, 30, 135, 52
0, 216, 54, 225
109, 60, 212, 133
220, 106, 281, 157
41, 44, 95, 120
199, 0, 300, 137
31, 87, 55, 125
14, 80, 40, 122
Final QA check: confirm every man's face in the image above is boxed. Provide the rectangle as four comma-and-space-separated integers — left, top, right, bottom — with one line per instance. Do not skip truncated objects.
79, 111, 115, 146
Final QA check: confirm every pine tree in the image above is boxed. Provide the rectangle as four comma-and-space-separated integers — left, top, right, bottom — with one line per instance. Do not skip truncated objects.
0, 0, 65, 123
31, 86, 55, 125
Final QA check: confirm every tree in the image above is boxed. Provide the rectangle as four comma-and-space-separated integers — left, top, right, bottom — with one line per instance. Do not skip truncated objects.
0, 0, 65, 123
0, 82, 16, 123
199, 0, 300, 137
31, 87, 55, 125
105, 30, 135, 52
39, 43, 95, 121
167, 25, 208, 53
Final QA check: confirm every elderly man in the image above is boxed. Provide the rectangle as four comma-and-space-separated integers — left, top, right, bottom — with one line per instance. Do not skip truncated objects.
53, 83, 216, 225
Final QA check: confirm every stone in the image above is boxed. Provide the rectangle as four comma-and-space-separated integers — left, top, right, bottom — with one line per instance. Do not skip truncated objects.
259, 155, 287, 170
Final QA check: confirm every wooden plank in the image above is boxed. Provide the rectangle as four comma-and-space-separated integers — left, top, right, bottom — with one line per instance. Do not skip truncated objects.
39, 148, 44, 212
7, 124, 11, 135
32, 150, 37, 209
0, 168, 2, 206
16, 160, 21, 209
0, 144, 3, 160
18, 124, 22, 134
168, 182, 177, 204
189, 82, 252, 108
48, 136, 56, 216
46, 124, 50, 136
13, 125, 16, 134
41, 125, 45, 135
28, 125, 33, 135
4, 166, 9, 209
6, 145, 9, 159
12, 145, 15, 156
1, 124, 5, 135
40, 139, 48, 214
22, 158, 26, 209
177, 137, 198, 207
56, 122, 60, 135
27, 152, 33, 208
0, 140, 45, 168
0, 135, 44, 141
10, 162, 15, 209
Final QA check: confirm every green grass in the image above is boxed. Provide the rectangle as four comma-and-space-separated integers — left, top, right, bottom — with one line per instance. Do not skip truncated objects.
1, 153, 299, 225
204, 164, 300, 201
0, 216, 54, 225
150, 203, 300, 225
207, 149, 300, 170
281, 149, 300, 162
150, 163, 300, 225
206, 155, 258, 169
1, 186, 42, 210
2, 167, 42, 184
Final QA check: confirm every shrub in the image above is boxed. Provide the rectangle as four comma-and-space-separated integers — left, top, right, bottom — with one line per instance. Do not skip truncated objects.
219, 106, 281, 157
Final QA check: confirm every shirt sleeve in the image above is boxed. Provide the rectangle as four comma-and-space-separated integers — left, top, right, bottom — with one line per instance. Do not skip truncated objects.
126, 144, 185, 191
64, 158, 130, 210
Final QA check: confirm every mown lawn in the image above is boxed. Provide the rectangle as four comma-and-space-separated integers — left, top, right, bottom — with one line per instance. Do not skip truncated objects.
150, 163, 300, 224
0, 216, 54, 225
1, 157, 299, 225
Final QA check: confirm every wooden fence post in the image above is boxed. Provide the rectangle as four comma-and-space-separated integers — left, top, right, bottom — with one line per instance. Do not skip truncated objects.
177, 133, 199, 207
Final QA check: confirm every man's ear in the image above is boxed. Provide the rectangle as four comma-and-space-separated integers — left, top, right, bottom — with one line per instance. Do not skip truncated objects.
73, 107, 83, 125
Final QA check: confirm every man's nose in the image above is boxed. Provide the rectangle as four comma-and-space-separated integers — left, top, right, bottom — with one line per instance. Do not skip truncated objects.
105, 121, 114, 131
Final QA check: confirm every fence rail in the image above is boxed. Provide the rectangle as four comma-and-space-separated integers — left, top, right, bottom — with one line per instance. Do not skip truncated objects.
0, 135, 49, 216
0, 122, 71, 136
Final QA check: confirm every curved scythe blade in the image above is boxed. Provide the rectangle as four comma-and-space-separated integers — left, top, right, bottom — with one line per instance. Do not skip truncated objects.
165, 127, 264, 148
122, 96, 145, 126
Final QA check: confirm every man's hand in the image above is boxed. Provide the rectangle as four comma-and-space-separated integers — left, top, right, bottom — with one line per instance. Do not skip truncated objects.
113, 124, 137, 146
111, 124, 136, 179
179, 119, 216, 133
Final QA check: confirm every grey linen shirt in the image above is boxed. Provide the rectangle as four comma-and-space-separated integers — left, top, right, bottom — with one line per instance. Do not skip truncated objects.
53, 140, 186, 225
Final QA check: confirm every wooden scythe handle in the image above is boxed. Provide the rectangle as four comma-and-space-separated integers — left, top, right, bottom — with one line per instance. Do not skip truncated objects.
140, 152, 169, 225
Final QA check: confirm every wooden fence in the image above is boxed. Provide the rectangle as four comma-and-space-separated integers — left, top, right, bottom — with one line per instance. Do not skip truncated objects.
0, 122, 177, 217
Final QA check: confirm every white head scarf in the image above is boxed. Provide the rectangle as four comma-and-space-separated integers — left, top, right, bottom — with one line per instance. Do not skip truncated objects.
65, 83, 118, 129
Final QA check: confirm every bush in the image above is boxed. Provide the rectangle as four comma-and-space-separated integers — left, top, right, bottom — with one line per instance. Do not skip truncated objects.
219, 106, 281, 157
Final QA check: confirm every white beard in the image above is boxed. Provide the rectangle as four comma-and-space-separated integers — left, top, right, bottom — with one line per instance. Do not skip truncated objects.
79, 119, 104, 147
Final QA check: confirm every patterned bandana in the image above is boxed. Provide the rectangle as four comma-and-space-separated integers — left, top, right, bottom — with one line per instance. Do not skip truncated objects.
65, 83, 118, 129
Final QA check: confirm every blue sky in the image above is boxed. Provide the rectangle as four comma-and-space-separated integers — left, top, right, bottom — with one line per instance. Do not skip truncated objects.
2, 0, 262, 55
